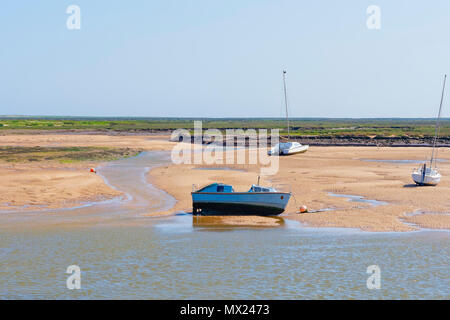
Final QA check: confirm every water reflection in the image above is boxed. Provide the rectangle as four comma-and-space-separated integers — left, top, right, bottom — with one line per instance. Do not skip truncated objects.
192, 215, 285, 230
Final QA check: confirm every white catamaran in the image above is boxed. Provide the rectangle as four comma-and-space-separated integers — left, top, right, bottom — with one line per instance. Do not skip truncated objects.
268, 70, 309, 156
411, 74, 447, 186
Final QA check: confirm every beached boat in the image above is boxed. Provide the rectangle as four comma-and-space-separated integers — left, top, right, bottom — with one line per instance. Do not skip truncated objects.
411, 74, 447, 186
411, 165, 441, 186
268, 141, 309, 155
192, 183, 291, 215
269, 70, 309, 156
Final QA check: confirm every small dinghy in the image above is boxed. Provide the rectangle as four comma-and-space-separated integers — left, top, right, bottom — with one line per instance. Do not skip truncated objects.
192, 182, 291, 216
412, 74, 446, 186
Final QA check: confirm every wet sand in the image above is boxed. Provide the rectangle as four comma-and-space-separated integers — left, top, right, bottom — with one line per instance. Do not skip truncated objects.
0, 161, 122, 212
1, 134, 449, 232
149, 145, 450, 232
0, 134, 174, 150
0, 134, 175, 212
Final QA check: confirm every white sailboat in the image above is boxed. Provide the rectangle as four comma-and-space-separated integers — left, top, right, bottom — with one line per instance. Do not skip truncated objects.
411, 74, 447, 186
268, 70, 309, 156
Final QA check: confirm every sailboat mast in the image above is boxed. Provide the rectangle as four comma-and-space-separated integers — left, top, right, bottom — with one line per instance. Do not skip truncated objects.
282, 70, 290, 139
430, 74, 447, 168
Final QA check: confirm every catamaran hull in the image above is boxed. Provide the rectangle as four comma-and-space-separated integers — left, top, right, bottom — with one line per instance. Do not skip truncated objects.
281, 145, 309, 155
268, 144, 309, 156
192, 193, 291, 216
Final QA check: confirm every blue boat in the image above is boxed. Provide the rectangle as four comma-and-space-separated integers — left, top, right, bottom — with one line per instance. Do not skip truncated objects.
192, 183, 291, 216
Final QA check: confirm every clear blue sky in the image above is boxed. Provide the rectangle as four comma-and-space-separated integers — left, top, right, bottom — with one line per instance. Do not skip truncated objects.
1, 0, 450, 118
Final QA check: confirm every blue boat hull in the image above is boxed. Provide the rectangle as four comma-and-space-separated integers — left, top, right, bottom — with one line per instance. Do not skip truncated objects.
193, 202, 286, 215
192, 192, 291, 216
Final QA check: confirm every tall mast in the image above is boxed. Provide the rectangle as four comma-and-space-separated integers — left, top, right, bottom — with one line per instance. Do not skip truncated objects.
282, 70, 290, 139
430, 74, 447, 168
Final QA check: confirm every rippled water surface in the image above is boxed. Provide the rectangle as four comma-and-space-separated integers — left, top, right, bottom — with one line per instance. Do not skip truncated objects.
0, 152, 449, 299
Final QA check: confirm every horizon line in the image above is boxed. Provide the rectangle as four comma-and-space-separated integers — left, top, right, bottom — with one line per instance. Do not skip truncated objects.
1, 115, 449, 120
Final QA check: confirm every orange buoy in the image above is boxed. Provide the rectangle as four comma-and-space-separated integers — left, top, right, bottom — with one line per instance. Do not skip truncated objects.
299, 205, 308, 213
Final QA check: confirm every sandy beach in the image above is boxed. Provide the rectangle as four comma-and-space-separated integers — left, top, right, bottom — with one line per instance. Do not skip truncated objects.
1, 134, 449, 231
0, 162, 122, 212
148, 143, 450, 232
0, 133, 174, 150
0, 134, 175, 212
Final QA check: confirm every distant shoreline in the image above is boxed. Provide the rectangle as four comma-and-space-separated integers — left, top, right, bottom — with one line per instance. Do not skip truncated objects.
1, 116, 449, 147
1, 117, 449, 136
1, 129, 450, 147
1, 115, 450, 120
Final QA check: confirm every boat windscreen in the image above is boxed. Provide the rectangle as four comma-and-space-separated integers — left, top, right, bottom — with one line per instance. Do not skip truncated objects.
249, 185, 275, 192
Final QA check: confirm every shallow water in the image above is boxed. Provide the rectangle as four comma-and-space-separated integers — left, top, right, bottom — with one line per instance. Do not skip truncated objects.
360, 159, 447, 164
0, 151, 176, 229
0, 152, 449, 299
328, 193, 388, 206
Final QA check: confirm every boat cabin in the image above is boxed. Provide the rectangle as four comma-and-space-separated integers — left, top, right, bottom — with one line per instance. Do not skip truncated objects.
195, 183, 278, 193
195, 183, 234, 193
